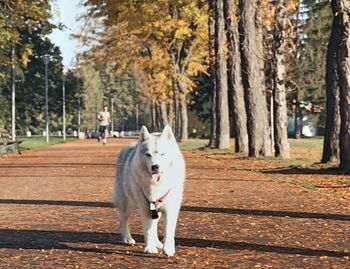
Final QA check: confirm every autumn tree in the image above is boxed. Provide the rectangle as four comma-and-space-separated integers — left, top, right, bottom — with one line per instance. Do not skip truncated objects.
213, 0, 230, 149
224, 0, 248, 153
208, 0, 217, 147
79, 0, 208, 141
239, 0, 272, 157
0, 0, 52, 128
270, 0, 291, 159
336, 0, 350, 172
322, 0, 341, 163
0, 0, 81, 134
75, 54, 149, 131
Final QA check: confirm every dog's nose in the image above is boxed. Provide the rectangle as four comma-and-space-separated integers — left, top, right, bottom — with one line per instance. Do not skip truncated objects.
151, 164, 159, 171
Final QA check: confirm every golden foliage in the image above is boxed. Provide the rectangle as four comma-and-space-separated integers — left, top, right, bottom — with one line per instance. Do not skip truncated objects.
0, 0, 52, 67
79, 0, 208, 100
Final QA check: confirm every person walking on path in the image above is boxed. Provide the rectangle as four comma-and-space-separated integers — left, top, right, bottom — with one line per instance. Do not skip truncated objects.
97, 105, 111, 145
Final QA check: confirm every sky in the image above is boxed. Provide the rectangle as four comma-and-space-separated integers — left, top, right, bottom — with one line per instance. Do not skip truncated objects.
48, 0, 86, 67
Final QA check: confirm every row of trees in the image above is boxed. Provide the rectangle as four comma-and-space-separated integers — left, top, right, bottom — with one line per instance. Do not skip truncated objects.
79, 0, 294, 156
0, 0, 84, 134
79, 0, 350, 171
210, 0, 291, 157
1, 1, 348, 171
80, 0, 209, 140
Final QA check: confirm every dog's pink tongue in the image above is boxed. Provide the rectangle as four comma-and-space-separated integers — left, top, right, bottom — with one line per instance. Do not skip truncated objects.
152, 173, 161, 182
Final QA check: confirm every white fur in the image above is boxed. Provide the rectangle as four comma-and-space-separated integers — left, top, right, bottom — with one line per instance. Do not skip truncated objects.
113, 125, 185, 256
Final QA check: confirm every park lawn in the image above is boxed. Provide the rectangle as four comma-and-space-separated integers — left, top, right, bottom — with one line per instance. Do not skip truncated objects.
180, 137, 350, 204
19, 136, 77, 151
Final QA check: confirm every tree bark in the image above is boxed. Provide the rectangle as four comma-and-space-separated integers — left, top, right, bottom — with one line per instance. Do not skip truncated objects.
170, 41, 192, 141
179, 91, 188, 141
224, 0, 248, 153
155, 103, 162, 132
172, 77, 181, 139
168, 98, 175, 129
151, 102, 156, 131
214, 0, 230, 149
322, 0, 341, 163
336, 0, 350, 172
160, 99, 168, 128
208, 0, 217, 148
272, 0, 290, 159
239, 0, 272, 157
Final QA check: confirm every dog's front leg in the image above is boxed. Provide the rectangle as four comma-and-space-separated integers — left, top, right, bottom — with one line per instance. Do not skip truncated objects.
163, 207, 180, 256
140, 210, 161, 254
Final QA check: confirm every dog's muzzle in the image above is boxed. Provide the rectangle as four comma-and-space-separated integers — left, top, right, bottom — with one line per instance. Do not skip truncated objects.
151, 164, 159, 172
151, 165, 161, 182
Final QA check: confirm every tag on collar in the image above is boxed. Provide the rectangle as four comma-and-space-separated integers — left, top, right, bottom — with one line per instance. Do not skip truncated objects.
150, 203, 156, 210
150, 203, 159, 219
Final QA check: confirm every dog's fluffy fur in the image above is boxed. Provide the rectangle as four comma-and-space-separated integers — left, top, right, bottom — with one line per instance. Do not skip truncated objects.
113, 125, 185, 256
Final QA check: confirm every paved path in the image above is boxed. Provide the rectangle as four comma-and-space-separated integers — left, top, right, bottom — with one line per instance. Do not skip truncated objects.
0, 139, 349, 268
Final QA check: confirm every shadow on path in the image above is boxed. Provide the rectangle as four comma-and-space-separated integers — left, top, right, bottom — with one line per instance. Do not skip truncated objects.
261, 167, 348, 176
0, 199, 349, 221
0, 229, 348, 258
181, 206, 350, 221
0, 163, 114, 168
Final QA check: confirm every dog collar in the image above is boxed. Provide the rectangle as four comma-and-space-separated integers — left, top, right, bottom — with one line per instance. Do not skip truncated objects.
149, 188, 171, 219
152, 188, 171, 206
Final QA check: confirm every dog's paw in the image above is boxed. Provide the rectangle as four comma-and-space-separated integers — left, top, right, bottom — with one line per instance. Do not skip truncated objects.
122, 236, 136, 245
144, 245, 159, 254
163, 243, 175, 257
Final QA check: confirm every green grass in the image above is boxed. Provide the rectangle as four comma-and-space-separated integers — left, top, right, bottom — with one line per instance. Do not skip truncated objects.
19, 136, 77, 151
300, 182, 319, 191
179, 138, 238, 152
266, 174, 292, 184
282, 158, 314, 168
265, 174, 319, 191
179, 139, 209, 150
288, 137, 323, 149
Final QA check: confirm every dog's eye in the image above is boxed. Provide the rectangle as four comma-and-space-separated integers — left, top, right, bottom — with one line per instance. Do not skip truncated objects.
160, 153, 166, 156
145, 153, 152, 157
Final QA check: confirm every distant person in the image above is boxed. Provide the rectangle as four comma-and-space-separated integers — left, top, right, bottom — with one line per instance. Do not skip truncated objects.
97, 105, 111, 145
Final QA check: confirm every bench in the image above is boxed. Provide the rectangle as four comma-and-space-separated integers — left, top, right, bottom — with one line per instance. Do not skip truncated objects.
0, 128, 23, 157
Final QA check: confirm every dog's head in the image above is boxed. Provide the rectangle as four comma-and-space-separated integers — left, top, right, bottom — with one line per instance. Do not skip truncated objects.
138, 125, 177, 182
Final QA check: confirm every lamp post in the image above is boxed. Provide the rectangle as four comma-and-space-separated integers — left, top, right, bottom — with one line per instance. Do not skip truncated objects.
95, 93, 98, 131
11, 45, 16, 141
62, 73, 66, 141
135, 104, 139, 131
110, 95, 114, 133
43, 55, 50, 143
78, 96, 81, 135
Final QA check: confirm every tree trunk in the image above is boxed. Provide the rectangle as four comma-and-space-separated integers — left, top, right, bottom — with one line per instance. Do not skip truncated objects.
208, 0, 217, 148
172, 78, 181, 140
160, 99, 168, 128
154, 102, 163, 132
224, 0, 248, 153
322, 0, 341, 163
337, 0, 350, 172
239, 0, 272, 157
272, 0, 290, 159
170, 48, 190, 141
168, 99, 175, 129
179, 91, 188, 141
214, 0, 230, 149
151, 102, 156, 131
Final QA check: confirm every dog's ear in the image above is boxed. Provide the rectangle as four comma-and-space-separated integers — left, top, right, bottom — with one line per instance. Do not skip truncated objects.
161, 125, 175, 142
139, 125, 151, 142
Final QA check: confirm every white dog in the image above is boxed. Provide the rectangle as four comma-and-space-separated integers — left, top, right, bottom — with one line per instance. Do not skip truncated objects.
113, 125, 185, 256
